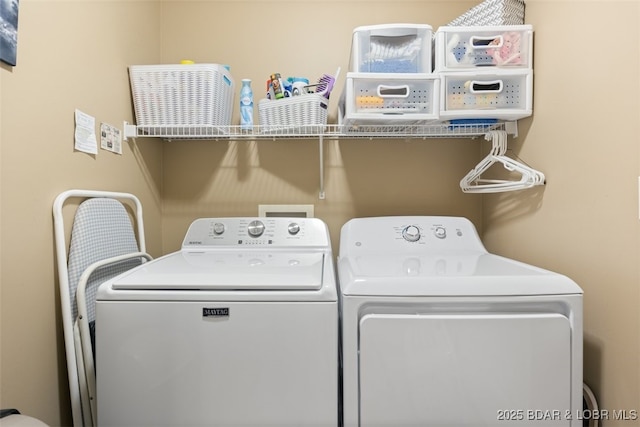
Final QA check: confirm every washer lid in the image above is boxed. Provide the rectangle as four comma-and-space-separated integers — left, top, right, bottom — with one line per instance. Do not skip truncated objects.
338, 253, 583, 296
110, 251, 325, 291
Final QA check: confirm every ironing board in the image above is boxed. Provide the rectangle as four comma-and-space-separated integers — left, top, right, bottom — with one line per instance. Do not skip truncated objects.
53, 190, 152, 427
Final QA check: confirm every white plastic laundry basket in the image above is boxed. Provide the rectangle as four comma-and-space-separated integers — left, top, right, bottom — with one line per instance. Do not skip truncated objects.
129, 63, 234, 133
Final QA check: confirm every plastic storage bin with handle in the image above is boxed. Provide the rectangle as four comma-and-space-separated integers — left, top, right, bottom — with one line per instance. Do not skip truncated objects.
439, 70, 532, 120
434, 25, 533, 72
339, 72, 440, 128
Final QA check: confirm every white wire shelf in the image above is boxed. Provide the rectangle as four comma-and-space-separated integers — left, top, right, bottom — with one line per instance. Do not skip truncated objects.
122, 120, 519, 200
123, 121, 517, 141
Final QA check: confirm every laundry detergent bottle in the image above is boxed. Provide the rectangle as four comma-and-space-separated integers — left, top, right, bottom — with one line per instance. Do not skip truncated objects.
240, 79, 253, 131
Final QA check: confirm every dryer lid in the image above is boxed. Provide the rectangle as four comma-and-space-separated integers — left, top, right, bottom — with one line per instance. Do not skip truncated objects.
110, 251, 325, 291
338, 253, 583, 296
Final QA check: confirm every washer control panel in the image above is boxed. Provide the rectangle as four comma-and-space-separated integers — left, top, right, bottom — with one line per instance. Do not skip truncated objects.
182, 217, 330, 248
340, 216, 486, 255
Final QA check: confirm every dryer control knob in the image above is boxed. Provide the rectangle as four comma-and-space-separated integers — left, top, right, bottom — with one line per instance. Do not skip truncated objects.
434, 226, 447, 239
288, 222, 300, 235
402, 225, 421, 242
247, 220, 265, 237
213, 222, 225, 235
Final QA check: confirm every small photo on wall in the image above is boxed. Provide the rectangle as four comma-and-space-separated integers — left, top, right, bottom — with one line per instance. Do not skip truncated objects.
0, 0, 19, 66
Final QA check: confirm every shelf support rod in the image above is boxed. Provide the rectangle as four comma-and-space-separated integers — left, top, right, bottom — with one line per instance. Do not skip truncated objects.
122, 121, 137, 142
318, 133, 325, 200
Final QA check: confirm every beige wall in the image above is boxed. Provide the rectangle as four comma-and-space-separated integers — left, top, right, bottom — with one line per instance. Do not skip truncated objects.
1, 1, 638, 426
483, 1, 640, 422
1, 1, 163, 425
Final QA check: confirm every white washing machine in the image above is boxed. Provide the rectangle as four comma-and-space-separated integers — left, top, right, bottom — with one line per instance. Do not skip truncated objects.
96, 217, 338, 427
338, 216, 583, 427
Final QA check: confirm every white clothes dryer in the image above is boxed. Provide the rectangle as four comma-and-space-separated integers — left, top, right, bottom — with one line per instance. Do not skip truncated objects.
96, 217, 338, 427
338, 216, 583, 427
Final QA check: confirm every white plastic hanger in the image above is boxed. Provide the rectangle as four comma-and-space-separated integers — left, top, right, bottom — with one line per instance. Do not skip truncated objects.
460, 130, 545, 193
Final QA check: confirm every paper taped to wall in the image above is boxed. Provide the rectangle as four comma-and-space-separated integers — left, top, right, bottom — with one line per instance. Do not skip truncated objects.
74, 109, 97, 155
100, 122, 122, 154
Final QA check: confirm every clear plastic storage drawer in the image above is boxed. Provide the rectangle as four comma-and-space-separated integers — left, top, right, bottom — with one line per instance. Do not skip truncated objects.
340, 72, 440, 126
440, 70, 532, 120
434, 25, 533, 72
350, 24, 433, 73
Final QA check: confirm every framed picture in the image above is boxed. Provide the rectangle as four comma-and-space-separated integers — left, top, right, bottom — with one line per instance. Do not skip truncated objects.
0, 0, 19, 66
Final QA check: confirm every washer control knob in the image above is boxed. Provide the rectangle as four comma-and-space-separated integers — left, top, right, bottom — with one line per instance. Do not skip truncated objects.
434, 226, 447, 239
212, 222, 225, 235
247, 220, 265, 237
288, 222, 300, 235
402, 225, 421, 242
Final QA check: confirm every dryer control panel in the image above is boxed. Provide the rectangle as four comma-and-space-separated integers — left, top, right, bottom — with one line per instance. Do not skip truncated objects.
339, 216, 487, 255
182, 217, 331, 248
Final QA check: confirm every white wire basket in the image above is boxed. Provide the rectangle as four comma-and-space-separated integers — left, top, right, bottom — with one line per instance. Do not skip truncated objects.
258, 94, 329, 134
129, 63, 234, 135
448, 0, 525, 26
